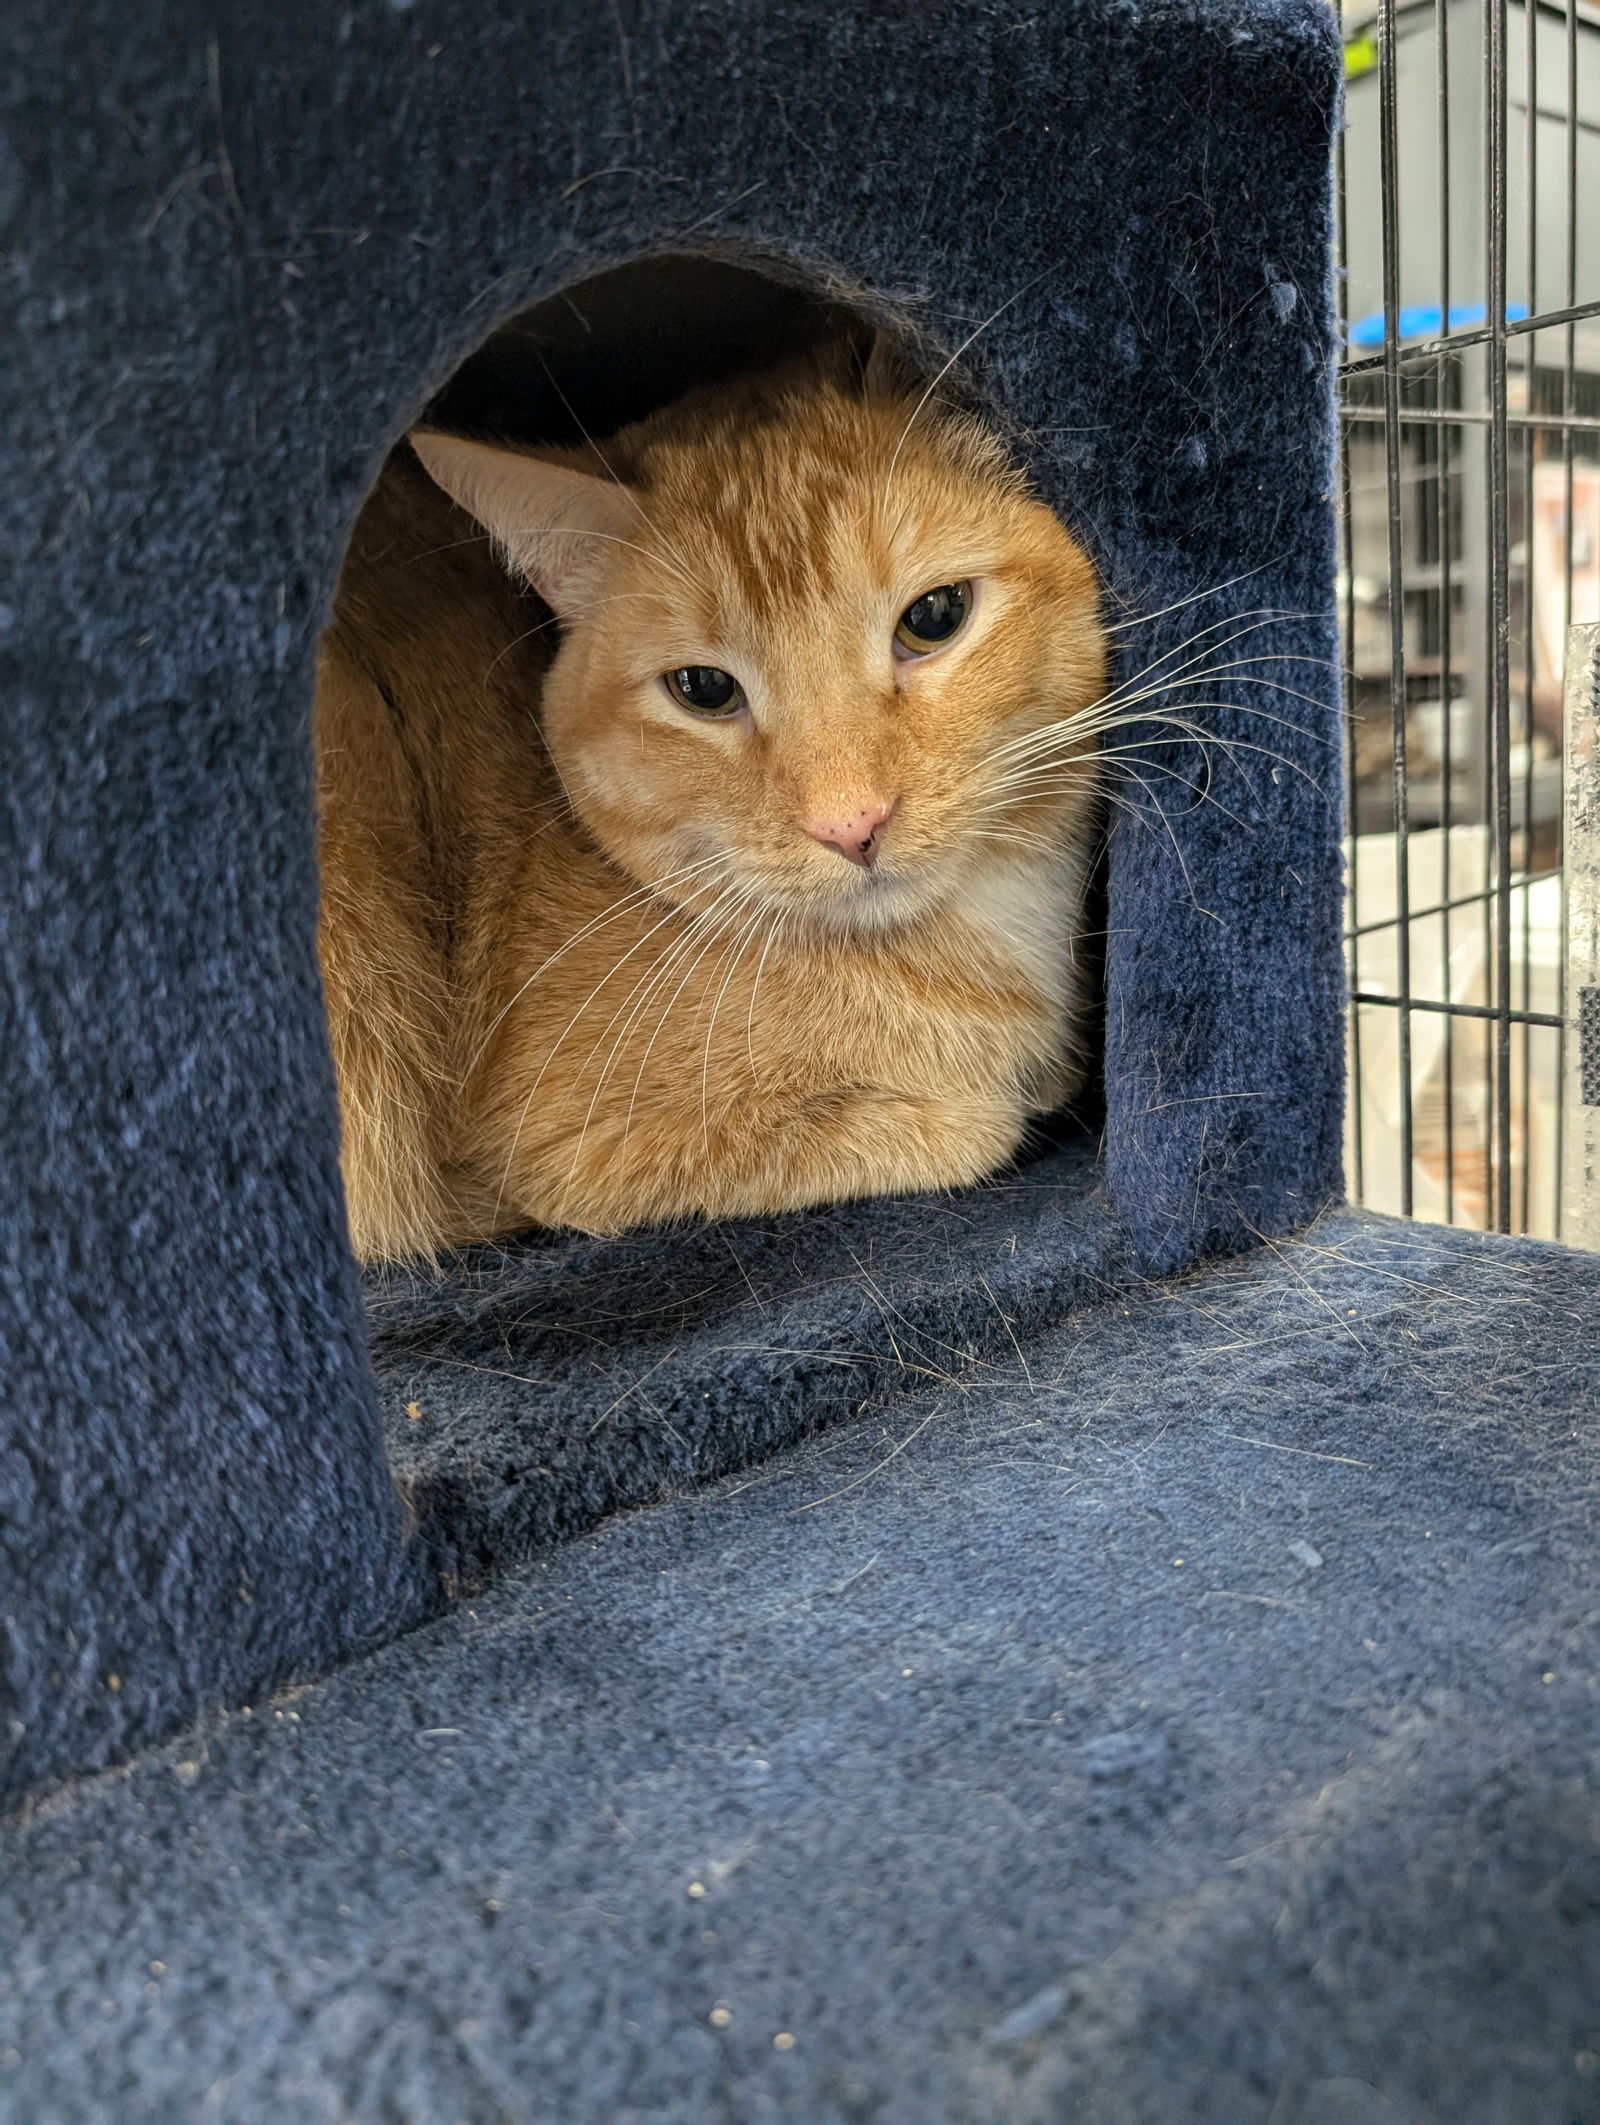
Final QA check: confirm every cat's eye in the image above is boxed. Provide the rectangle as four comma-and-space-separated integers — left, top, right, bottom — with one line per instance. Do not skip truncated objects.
894, 581, 971, 657
664, 666, 745, 717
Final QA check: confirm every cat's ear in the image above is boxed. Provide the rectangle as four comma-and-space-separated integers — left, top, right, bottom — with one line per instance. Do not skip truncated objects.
408, 431, 638, 618
857, 327, 925, 402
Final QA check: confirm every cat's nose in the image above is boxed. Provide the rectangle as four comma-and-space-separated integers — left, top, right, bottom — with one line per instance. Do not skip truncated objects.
804, 800, 895, 868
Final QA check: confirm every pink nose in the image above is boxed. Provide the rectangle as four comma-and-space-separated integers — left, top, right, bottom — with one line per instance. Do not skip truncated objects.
805, 800, 895, 868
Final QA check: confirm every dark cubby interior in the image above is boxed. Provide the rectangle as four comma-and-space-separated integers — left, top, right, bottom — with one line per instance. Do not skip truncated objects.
428, 252, 890, 446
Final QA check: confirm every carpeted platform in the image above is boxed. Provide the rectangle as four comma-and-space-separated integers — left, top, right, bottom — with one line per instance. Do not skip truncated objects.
4, 1188, 1595, 2123
373, 1135, 1129, 1599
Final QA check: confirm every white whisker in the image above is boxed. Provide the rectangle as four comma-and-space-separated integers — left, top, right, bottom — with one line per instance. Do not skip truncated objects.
1096, 565, 1280, 635
488, 867, 733, 1220
879, 270, 1053, 508
745, 908, 788, 1077
464, 853, 730, 1078
700, 901, 772, 1159
606, 884, 762, 1182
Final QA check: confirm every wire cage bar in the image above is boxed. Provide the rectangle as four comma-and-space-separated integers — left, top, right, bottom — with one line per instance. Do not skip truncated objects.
1338, 0, 1600, 1238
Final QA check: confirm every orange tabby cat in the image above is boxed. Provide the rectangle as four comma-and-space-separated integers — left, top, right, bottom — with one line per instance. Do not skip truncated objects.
315, 337, 1106, 1261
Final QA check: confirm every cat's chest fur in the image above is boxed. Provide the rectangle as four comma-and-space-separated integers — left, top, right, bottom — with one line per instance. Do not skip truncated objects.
951, 851, 1084, 1011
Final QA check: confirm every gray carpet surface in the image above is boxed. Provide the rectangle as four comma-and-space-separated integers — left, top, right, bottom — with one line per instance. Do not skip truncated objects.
3, 1199, 1596, 2124
371, 1135, 1131, 1597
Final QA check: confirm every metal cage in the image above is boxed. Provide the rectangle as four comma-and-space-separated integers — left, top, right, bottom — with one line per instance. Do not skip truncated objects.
1337, 0, 1600, 1238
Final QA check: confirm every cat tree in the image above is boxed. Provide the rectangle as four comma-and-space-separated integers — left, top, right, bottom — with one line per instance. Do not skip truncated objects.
2, 3, 1593, 2117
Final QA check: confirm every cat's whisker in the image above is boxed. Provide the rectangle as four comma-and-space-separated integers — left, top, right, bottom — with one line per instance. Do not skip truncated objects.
576, 878, 755, 1118
979, 731, 1259, 837
508, 799, 585, 852
983, 678, 1334, 785
487, 868, 735, 1220
976, 772, 1140, 830
984, 732, 1202, 797
699, 899, 774, 1160
508, 879, 743, 1225
1076, 661, 1345, 725
402, 528, 498, 565
979, 644, 1305, 769
1094, 721, 1327, 791
543, 921, 718, 1200
1092, 782, 1198, 857
1092, 625, 1336, 711
1098, 635, 1337, 710
745, 907, 788, 1078
1097, 627, 1325, 710
601, 883, 764, 1183
478, 616, 560, 690
971, 787, 1087, 817
977, 773, 1192, 888
879, 270, 1053, 510
1096, 566, 1281, 636
1108, 605, 1312, 664
986, 713, 1325, 799
1089, 729, 1314, 780
1108, 754, 1256, 830
541, 875, 743, 1115
1023, 611, 1294, 730
1154, 645, 1342, 680
1100, 651, 1343, 701
1084, 616, 1335, 716
980, 753, 1292, 834
1111, 775, 1211, 912
464, 853, 732, 1078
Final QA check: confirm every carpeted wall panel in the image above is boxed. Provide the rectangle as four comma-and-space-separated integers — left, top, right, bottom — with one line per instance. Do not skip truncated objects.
1, 0, 1343, 1798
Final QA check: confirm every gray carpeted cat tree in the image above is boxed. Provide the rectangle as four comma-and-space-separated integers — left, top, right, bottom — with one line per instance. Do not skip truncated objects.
1, 3, 1594, 2118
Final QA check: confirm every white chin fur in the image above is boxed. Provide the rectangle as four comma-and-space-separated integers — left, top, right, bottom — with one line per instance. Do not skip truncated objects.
780, 865, 950, 939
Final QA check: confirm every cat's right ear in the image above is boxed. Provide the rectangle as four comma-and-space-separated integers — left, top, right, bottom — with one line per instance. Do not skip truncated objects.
409, 431, 639, 618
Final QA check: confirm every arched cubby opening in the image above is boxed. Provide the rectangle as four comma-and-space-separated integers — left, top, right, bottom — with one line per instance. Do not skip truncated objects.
331, 249, 1111, 1595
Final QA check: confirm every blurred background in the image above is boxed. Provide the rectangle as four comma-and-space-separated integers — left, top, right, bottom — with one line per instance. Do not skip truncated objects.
1337, 0, 1600, 1236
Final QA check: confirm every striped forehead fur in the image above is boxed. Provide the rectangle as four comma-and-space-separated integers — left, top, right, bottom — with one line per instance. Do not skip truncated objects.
604, 362, 1026, 634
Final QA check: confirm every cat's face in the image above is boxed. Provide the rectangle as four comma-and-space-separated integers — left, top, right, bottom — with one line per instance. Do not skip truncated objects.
413, 353, 1105, 937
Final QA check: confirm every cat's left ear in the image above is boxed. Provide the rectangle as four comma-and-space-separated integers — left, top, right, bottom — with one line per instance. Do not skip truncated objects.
409, 431, 639, 618
855, 326, 925, 401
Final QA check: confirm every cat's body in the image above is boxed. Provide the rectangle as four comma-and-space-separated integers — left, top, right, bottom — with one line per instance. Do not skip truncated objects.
316, 343, 1106, 1262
